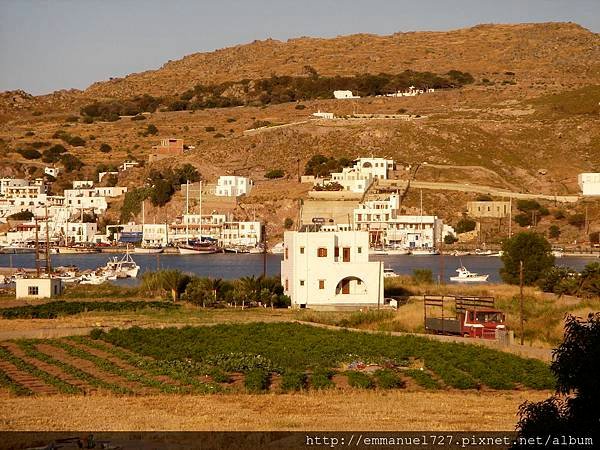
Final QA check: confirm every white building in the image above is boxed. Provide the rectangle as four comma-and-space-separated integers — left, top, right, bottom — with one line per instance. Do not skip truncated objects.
281, 230, 383, 309
221, 221, 261, 247
94, 186, 128, 197
15, 278, 63, 299
0, 178, 29, 196
120, 160, 140, 172
98, 171, 119, 182
578, 173, 600, 196
215, 176, 253, 197
353, 157, 395, 180
73, 180, 94, 189
44, 167, 61, 178
329, 167, 373, 193
142, 224, 170, 246
312, 111, 335, 119
353, 194, 446, 249
333, 90, 360, 99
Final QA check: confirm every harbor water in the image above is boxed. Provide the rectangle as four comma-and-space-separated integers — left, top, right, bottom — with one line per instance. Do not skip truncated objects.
1, 253, 597, 285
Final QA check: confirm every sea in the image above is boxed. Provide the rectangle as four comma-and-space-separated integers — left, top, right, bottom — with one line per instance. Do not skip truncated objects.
0, 253, 597, 285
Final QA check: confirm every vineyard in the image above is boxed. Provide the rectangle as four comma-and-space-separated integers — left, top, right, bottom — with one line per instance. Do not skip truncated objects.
0, 323, 554, 397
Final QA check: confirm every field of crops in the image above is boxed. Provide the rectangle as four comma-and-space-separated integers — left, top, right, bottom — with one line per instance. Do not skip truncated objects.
0, 300, 179, 319
0, 323, 554, 397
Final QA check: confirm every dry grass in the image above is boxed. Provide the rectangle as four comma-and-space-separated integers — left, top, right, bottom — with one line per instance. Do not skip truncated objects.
0, 390, 549, 431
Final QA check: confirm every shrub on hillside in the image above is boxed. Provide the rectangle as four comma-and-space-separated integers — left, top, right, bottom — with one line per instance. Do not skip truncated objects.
347, 371, 374, 389
548, 225, 561, 239
374, 369, 405, 389
265, 169, 284, 179
244, 369, 270, 393
455, 218, 476, 234
16, 148, 41, 159
310, 368, 334, 389
60, 154, 84, 172
567, 213, 585, 229
281, 371, 307, 392
99, 143, 112, 153
514, 213, 532, 227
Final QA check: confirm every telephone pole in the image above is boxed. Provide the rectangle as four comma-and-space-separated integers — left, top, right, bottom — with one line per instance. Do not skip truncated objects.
519, 260, 524, 346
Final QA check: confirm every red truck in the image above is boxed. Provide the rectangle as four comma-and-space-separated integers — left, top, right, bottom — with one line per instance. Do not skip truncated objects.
424, 295, 507, 339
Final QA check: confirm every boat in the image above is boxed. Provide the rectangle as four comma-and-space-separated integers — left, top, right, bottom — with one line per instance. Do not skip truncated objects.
101, 252, 140, 278
178, 239, 220, 255
223, 245, 250, 254
411, 248, 440, 256
133, 244, 163, 254
0, 242, 36, 254
56, 245, 100, 254
80, 272, 109, 285
552, 250, 564, 258
383, 267, 399, 278
450, 266, 489, 283
248, 244, 265, 254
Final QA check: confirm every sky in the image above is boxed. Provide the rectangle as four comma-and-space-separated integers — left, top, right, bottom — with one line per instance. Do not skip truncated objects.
0, 0, 598, 95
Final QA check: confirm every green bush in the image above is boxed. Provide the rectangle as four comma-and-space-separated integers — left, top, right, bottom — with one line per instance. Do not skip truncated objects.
90, 328, 104, 340
60, 153, 84, 172
404, 369, 440, 389
16, 148, 41, 159
346, 371, 374, 389
204, 126, 215, 132
284, 218, 294, 229
514, 213, 532, 227
244, 369, 270, 393
567, 213, 585, 229
374, 369, 405, 389
310, 368, 335, 390
265, 169, 284, 179
145, 124, 159, 136
281, 371, 307, 392
208, 367, 232, 383
455, 218, 476, 234
548, 225, 561, 239
99, 143, 112, 153
412, 269, 433, 284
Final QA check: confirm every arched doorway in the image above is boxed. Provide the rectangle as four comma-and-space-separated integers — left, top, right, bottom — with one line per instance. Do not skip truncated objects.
335, 276, 367, 295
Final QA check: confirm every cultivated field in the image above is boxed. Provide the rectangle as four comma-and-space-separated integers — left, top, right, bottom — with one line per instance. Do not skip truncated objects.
0, 322, 555, 431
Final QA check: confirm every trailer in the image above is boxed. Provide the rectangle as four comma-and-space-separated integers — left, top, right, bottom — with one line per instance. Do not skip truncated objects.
424, 295, 507, 339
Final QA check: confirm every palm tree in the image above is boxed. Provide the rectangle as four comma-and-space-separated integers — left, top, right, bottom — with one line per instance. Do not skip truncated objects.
199, 277, 223, 307
238, 275, 260, 309
158, 269, 191, 302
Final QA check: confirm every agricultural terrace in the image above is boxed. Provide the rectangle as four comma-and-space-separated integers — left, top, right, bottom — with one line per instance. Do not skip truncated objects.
0, 323, 553, 397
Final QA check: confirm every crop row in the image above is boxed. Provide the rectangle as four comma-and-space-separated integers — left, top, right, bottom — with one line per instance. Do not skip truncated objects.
0, 346, 81, 394
72, 336, 219, 393
0, 300, 179, 319
0, 366, 33, 396
96, 323, 554, 390
16, 340, 132, 395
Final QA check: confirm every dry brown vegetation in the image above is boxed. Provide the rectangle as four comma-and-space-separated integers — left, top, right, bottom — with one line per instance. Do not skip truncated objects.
0, 390, 549, 431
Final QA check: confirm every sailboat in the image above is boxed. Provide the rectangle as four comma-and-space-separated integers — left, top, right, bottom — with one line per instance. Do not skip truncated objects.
411, 189, 439, 255
134, 201, 163, 254
177, 180, 220, 255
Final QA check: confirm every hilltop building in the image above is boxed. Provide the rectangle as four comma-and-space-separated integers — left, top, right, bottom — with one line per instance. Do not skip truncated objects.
149, 138, 185, 162
215, 176, 253, 197
467, 201, 511, 218
281, 229, 383, 309
333, 90, 360, 99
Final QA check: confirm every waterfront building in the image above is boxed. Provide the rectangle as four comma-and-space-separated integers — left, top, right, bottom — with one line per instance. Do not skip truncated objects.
15, 278, 63, 299
281, 229, 383, 309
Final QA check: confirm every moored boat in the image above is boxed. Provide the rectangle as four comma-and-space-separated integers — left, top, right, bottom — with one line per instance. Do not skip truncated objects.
450, 266, 489, 283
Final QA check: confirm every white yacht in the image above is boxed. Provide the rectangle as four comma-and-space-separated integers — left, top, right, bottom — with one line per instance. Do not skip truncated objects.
411, 247, 440, 256
383, 267, 399, 278
450, 266, 489, 283
101, 252, 140, 278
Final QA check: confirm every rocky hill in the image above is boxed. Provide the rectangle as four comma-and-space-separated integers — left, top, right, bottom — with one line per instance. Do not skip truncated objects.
83, 22, 600, 99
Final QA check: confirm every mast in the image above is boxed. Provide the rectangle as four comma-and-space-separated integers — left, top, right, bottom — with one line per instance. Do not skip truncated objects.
141, 200, 145, 246
420, 188, 424, 248
185, 181, 189, 242
45, 204, 51, 275
199, 180, 203, 239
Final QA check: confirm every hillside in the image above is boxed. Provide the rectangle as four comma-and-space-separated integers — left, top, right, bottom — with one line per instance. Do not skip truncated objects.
0, 22, 599, 242
83, 22, 600, 99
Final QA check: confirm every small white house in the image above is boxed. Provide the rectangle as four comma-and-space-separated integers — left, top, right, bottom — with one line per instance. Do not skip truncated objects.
15, 277, 63, 299
72, 180, 94, 189
578, 173, 600, 196
354, 157, 395, 180
312, 110, 335, 119
98, 171, 119, 182
44, 167, 61, 178
281, 230, 383, 309
215, 176, 253, 197
333, 90, 360, 99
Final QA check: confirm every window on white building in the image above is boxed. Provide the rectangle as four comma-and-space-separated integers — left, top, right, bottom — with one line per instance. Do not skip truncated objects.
318, 280, 325, 289
317, 247, 327, 257
28, 286, 39, 296
300, 280, 304, 286
300, 247, 305, 254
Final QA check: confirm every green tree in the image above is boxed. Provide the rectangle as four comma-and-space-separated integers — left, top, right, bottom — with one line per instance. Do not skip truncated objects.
60, 154, 84, 172
283, 218, 294, 229
455, 218, 476, 234
516, 313, 600, 441
567, 213, 586, 229
264, 169, 284, 179
145, 124, 159, 136
548, 225, 561, 239
158, 270, 191, 302
514, 213, 532, 227
99, 143, 112, 153
174, 164, 201, 184
500, 232, 554, 285
150, 179, 174, 207
16, 148, 41, 159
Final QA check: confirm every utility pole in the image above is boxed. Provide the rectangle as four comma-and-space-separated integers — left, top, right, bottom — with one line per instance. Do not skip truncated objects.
508, 197, 512, 238
262, 223, 267, 278
34, 216, 40, 277
519, 260, 524, 346
45, 205, 51, 275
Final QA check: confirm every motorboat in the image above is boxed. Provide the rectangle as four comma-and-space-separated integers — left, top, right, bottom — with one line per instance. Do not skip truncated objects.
0, 242, 36, 254
450, 266, 489, 283
248, 244, 265, 254
383, 267, 399, 278
56, 245, 100, 254
79, 272, 109, 285
101, 252, 140, 278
